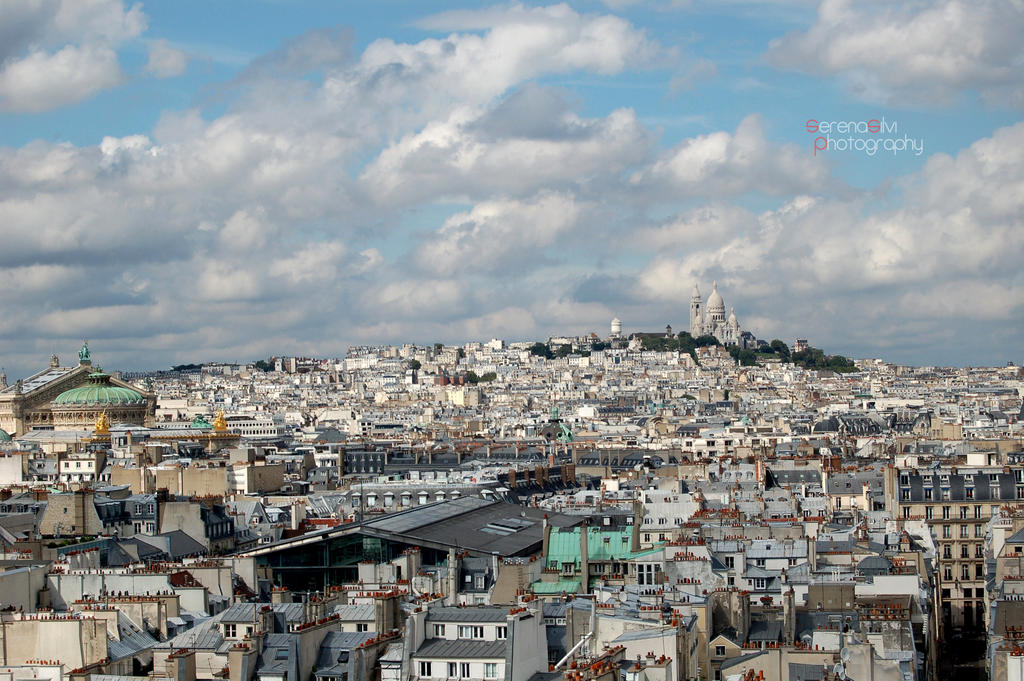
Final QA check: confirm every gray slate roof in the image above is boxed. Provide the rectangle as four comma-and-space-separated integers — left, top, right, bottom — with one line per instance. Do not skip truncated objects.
1005, 526, 1024, 545
425, 606, 508, 622
156, 613, 224, 651
314, 631, 375, 676
107, 612, 159, 661
789, 663, 827, 681
331, 604, 375, 621
748, 620, 783, 642
414, 638, 507, 659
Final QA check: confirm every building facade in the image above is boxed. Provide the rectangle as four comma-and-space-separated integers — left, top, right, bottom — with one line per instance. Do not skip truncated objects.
884, 462, 1021, 634
0, 343, 155, 436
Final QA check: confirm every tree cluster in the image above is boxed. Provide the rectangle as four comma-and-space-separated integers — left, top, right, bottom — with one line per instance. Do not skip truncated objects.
171, 363, 202, 372
640, 334, 855, 373
529, 342, 554, 359
730, 339, 790, 366
639, 332, 720, 357
790, 347, 858, 373
727, 346, 758, 366
554, 345, 574, 358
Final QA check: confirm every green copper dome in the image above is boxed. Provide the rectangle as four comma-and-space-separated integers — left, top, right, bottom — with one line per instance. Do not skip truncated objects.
53, 372, 145, 406
0, 429, 10, 442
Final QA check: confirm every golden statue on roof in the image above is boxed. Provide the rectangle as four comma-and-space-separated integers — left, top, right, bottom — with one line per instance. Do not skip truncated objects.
94, 411, 110, 435
213, 410, 227, 432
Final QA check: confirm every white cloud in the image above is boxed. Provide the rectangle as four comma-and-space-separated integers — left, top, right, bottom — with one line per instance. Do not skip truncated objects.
239, 27, 353, 80
344, 2, 671, 128
50, 0, 147, 45
195, 263, 263, 303
635, 203, 758, 249
457, 306, 538, 341
0, 0, 146, 59
767, 0, 1024, 108
632, 121, 1024, 359
146, 39, 188, 77
0, 3, 1019, 371
0, 263, 82, 296
220, 208, 273, 250
37, 304, 153, 336
415, 192, 582, 276
630, 114, 833, 196
361, 87, 651, 204
0, 44, 122, 112
897, 281, 1024, 321
269, 241, 347, 284
0, 0, 146, 112
0, 140, 96, 190
371, 278, 467, 319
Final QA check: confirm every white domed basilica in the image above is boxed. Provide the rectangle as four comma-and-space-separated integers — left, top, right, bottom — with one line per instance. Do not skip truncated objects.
690, 281, 746, 346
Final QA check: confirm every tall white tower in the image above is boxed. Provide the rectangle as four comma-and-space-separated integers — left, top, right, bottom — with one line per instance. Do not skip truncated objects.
690, 284, 703, 336
610, 317, 622, 338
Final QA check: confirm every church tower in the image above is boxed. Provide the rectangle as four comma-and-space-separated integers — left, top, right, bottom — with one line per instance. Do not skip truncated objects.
690, 283, 704, 336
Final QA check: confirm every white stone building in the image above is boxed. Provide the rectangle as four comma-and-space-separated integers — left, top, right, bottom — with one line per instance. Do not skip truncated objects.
690, 282, 742, 345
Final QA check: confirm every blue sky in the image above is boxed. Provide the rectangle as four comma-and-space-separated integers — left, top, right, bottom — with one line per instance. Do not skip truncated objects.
0, 0, 1022, 375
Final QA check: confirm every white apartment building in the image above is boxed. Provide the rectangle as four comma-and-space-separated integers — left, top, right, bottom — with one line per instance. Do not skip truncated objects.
406, 605, 546, 681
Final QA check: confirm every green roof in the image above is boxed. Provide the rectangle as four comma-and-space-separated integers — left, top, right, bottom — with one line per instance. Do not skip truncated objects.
0, 429, 10, 442
546, 526, 650, 569
53, 372, 144, 406
531, 579, 581, 594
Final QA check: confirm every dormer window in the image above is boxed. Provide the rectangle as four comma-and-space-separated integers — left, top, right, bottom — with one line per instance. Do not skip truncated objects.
458, 625, 484, 640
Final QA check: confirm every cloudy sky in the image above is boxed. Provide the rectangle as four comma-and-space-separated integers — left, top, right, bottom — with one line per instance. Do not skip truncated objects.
1, 0, 1021, 376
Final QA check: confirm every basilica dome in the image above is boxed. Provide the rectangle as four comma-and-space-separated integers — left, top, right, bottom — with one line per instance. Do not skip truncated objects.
706, 281, 725, 314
